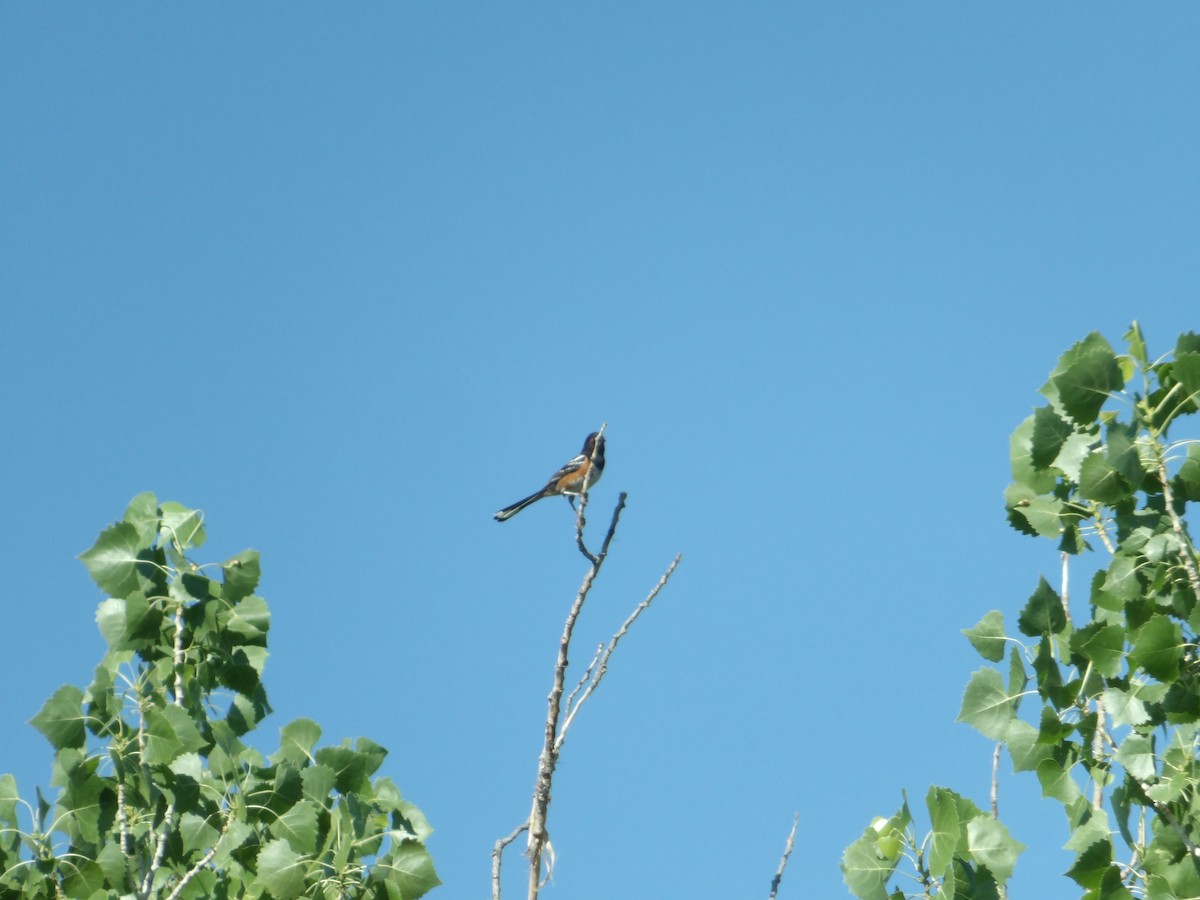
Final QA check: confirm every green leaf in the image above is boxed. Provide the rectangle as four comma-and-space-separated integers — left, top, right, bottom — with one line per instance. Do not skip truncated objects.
1037, 756, 1085, 806
963, 611, 1007, 663
1010, 415, 1058, 493
30, 685, 85, 750
1090, 864, 1136, 899
212, 818, 253, 867
225, 594, 270, 642
395, 797, 435, 843
1177, 331, 1200, 356
1055, 431, 1098, 483
0, 774, 18, 826
180, 812, 220, 855
94, 597, 127, 648
159, 501, 207, 551
1005, 719, 1053, 772
1114, 733, 1156, 782
122, 492, 160, 543
301, 764, 337, 802
375, 838, 442, 898
78, 522, 146, 597
1129, 615, 1183, 681
1018, 576, 1067, 637
1123, 322, 1148, 366
841, 825, 899, 900
95, 841, 125, 891
1037, 704, 1074, 744
1143, 532, 1181, 564
1065, 836, 1112, 889
54, 750, 107, 844
1031, 406, 1074, 469
1044, 333, 1123, 424
964, 815, 1024, 883
1105, 422, 1145, 486
1177, 444, 1200, 502
144, 704, 207, 766
1071, 623, 1126, 678
222, 550, 261, 603
61, 859, 105, 899
257, 838, 307, 900
275, 719, 322, 767
315, 739, 388, 794
1008, 645, 1029, 700
1013, 496, 1066, 539
957, 668, 1015, 741
1079, 453, 1132, 504
1067, 809, 1112, 853
273, 800, 319, 854
1102, 687, 1150, 727
1144, 873, 1175, 900
1172, 352, 1200, 408
925, 787, 961, 880
1102, 555, 1140, 602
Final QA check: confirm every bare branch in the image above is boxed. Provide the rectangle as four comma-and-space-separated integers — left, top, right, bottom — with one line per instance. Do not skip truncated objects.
556, 554, 682, 752
563, 643, 604, 717
990, 742, 1002, 819
492, 821, 529, 900
1092, 693, 1106, 810
574, 491, 597, 564
768, 814, 799, 900
526, 494, 627, 899
1060, 551, 1072, 626
164, 847, 216, 900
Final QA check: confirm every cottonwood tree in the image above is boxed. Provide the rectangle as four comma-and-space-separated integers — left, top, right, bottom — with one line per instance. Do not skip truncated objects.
0, 494, 438, 899
844, 325, 1200, 899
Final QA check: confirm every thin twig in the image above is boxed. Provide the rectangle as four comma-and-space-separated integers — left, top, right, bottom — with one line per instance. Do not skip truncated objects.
173, 600, 186, 706
563, 643, 604, 717
1092, 694, 1106, 810
991, 742, 1001, 819
556, 554, 682, 751
574, 492, 596, 565
1060, 551, 1071, 626
1093, 512, 1117, 554
163, 806, 235, 900
164, 847, 216, 900
768, 814, 799, 900
492, 821, 529, 900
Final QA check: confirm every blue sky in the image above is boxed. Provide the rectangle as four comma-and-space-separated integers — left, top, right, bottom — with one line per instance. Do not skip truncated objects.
2, 4, 1197, 897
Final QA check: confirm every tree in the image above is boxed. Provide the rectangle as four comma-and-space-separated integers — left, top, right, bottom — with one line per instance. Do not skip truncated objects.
844, 325, 1200, 899
0, 493, 438, 899
487, 433, 682, 900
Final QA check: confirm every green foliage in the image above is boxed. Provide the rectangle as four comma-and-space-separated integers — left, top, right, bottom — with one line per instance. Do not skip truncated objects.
846, 325, 1200, 899
1, 494, 438, 899
841, 788, 1023, 900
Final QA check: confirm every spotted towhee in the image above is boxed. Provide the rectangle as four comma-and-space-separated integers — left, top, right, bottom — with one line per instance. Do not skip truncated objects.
493, 430, 606, 522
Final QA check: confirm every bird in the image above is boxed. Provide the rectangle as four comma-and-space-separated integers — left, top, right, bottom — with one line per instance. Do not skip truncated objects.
494, 431, 606, 522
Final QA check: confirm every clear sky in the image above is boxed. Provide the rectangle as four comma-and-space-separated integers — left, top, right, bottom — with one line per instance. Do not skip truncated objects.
2, 5, 1197, 897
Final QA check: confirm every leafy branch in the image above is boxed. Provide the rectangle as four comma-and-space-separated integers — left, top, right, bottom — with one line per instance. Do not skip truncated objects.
845, 325, 1200, 899
1, 493, 439, 899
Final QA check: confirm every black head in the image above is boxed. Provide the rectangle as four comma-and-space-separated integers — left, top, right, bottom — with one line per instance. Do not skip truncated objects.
582, 431, 605, 465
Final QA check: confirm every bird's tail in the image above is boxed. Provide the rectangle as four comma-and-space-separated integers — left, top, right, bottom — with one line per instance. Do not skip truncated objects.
493, 490, 547, 522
